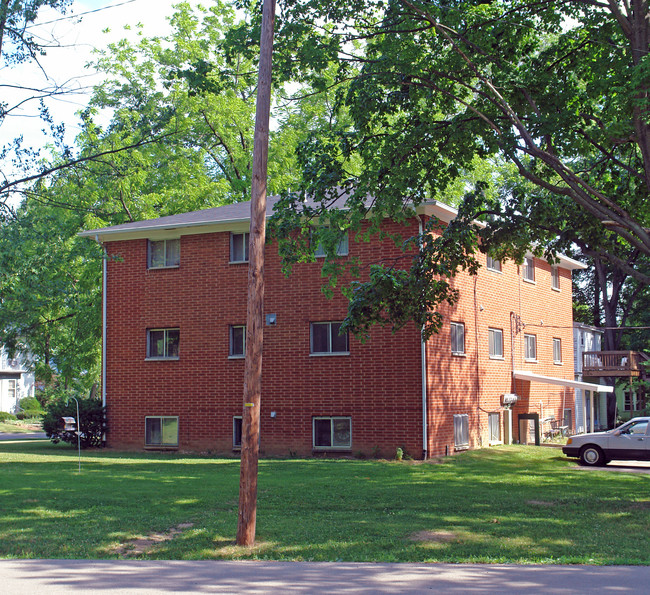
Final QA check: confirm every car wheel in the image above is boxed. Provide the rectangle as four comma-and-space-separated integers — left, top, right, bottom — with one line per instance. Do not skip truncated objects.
579, 445, 607, 466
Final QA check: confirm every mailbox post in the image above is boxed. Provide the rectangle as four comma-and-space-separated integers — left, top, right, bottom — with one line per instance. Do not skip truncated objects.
61, 397, 81, 473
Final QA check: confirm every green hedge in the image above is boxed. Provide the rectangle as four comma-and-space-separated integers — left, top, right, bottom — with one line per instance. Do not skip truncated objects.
0, 411, 17, 422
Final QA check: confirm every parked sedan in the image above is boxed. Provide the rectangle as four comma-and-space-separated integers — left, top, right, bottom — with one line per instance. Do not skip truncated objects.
562, 417, 650, 466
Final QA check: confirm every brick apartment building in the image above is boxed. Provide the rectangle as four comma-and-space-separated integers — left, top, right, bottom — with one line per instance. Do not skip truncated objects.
82, 198, 605, 458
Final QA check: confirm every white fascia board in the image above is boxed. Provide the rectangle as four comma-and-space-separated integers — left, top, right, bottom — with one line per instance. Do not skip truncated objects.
514, 370, 613, 393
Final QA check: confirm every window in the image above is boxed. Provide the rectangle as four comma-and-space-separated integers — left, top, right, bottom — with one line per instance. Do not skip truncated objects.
488, 412, 500, 443
230, 232, 249, 263
553, 338, 562, 363
310, 322, 349, 355
488, 328, 503, 359
454, 414, 469, 449
229, 325, 245, 358
451, 322, 465, 355
624, 391, 634, 411
7, 379, 16, 406
148, 239, 180, 269
486, 255, 502, 272
233, 416, 242, 449
145, 416, 178, 447
551, 266, 560, 290
147, 328, 180, 359
523, 256, 535, 282
563, 409, 572, 433
313, 417, 351, 449
313, 228, 349, 257
524, 333, 537, 361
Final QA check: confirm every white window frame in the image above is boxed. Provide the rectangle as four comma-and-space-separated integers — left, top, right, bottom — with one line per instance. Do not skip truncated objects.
7, 379, 17, 410
310, 322, 349, 355
523, 256, 535, 283
145, 416, 179, 447
553, 338, 562, 364
488, 328, 504, 359
453, 414, 469, 449
312, 416, 352, 449
230, 232, 250, 263
313, 228, 349, 258
450, 322, 465, 355
146, 328, 180, 360
148, 239, 180, 269
486, 255, 502, 272
524, 333, 537, 362
229, 325, 246, 358
551, 266, 560, 291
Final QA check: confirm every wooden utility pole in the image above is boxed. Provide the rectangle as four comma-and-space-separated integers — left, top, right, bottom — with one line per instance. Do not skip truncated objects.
236, 0, 276, 547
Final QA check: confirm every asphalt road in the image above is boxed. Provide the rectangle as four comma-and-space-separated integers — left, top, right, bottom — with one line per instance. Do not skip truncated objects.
0, 432, 47, 440
1, 560, 650, 594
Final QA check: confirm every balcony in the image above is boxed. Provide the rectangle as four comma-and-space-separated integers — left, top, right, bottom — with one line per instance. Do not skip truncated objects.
582, 351, 649, 378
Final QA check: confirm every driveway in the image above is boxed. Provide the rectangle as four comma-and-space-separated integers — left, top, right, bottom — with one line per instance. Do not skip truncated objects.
572, 460, 650, 474
2, 560, 650, 594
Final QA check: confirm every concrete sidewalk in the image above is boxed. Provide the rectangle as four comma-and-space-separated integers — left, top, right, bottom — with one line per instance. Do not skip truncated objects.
1, 560, 648, 594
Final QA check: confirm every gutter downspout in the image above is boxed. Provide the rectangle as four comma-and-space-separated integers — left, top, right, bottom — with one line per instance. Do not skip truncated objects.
96, 235, 107, 415
419, 216, 428, 460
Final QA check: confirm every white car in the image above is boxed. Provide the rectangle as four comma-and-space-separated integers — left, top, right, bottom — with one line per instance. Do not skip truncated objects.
562, 417, 650, 466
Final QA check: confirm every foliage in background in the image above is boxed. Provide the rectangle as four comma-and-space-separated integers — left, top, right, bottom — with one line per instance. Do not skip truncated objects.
42, 396, 105, 448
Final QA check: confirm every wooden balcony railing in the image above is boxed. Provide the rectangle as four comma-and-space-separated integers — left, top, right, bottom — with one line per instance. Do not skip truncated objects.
582, 351, 649, 377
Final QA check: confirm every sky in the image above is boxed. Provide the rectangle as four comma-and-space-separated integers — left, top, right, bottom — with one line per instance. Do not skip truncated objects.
1, 0, 205, 194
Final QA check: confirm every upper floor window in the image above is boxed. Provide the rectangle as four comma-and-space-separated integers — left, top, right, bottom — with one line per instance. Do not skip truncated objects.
229, 325, 246, 358
488, 328, 503, 359
451, 322, 465, 355
486, 255, 502, 272
523, 256, 535, 282
147, 328, 180, 359
551, 266, 560, 290
148, 239, 180, 269
230, 232, 249, 263
313, 228, 349, 257
310, 322, 349, 355
553, 338, 562, 363
524, 333, 537, 361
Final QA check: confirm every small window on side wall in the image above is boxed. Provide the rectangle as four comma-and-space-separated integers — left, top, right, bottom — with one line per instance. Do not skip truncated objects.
454, 414, 469, 449
488, 328, 503, 359
488, 412, 500, 443
229, 325, 245, 358
486, 255, 502, 272
310, 322, 349, 354
524, 333, 537, 361
145, 416, 178, 447
451, 322, 465, 355
230, 232, 249, 263
147, 328, 180, 359
523, 256, 535, 282
551, 266, 560, 290
313, 416, 351, 449
148, 239, 180, 269
553, 338, 562, 363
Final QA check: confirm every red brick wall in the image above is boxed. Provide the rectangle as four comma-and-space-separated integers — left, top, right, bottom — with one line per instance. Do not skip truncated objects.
104, 219, 575, 458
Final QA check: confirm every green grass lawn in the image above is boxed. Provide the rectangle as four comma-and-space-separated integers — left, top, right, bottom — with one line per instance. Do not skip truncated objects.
1, 441, 649, 564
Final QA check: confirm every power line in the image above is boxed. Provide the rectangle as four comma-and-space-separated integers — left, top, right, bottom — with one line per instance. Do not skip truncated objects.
28, 0, 138, 28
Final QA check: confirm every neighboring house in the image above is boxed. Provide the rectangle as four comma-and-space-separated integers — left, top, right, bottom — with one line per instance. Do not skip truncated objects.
0, 345, 35, 414
81, 197, 604, 458
574, 323, 648, 429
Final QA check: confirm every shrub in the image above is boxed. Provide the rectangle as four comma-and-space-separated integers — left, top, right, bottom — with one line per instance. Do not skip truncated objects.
16, 396, 44, 420
42, 397, 106, 448
0, 412, 17, 422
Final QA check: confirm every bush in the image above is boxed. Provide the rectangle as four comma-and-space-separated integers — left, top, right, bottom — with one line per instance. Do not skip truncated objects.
0, 412, 17, 422
42, 397, 106, 448
16, 396, 44, 420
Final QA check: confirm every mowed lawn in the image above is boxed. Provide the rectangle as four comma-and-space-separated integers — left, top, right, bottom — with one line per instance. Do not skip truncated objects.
1, 441, 649, 564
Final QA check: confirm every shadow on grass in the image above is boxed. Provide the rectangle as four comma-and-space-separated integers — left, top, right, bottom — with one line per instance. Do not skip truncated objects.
1, 443, 649, 564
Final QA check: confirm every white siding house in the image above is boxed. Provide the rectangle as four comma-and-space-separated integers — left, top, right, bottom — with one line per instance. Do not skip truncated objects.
0, 346, 35, 414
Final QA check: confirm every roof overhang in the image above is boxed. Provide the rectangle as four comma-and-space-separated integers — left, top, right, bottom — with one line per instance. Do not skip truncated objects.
513, 370, 613, 393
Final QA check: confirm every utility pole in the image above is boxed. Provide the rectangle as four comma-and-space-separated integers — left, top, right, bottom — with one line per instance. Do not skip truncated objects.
236, 0, 276, 547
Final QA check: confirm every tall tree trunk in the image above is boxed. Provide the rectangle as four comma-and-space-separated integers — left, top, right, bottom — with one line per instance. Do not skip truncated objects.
236, 0, 276, 548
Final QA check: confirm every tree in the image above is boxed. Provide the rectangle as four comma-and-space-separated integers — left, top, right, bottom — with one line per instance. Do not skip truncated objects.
224, 0, 649, 314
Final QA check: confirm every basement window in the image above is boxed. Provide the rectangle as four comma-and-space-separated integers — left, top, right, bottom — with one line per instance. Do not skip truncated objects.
313, 417, 351, 449
145, 416, 178, 447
